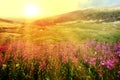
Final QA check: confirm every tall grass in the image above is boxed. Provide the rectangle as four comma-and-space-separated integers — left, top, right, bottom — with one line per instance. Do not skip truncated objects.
0, 40, 120, 80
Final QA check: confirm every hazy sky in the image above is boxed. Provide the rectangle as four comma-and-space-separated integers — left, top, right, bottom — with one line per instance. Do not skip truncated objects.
0, 0, 120, 19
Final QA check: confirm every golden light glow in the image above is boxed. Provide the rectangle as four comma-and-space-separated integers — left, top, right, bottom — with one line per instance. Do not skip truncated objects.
0, 0, 90, 19
24, 4, 39, 18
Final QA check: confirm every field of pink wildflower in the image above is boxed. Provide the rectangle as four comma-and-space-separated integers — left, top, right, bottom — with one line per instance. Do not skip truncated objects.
0, 40, 120, 80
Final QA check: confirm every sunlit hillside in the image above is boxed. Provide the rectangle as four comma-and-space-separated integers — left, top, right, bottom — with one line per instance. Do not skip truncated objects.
1, 7, 120, 43
33, 6, 120, 26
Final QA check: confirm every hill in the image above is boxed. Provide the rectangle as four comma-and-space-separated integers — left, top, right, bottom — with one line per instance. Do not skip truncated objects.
33, 6, 120, 26
0, 18, 14, 23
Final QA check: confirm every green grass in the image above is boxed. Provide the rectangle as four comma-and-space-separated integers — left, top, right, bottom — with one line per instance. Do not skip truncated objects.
1, 20, 120, 43
29, 21, 120, 43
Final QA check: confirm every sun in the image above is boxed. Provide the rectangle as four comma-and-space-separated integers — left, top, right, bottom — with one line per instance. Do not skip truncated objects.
24, 4, 39, 18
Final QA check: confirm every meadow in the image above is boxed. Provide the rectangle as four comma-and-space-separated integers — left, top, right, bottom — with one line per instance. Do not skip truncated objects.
0, 20, 120, 80
26, 21, 120, 43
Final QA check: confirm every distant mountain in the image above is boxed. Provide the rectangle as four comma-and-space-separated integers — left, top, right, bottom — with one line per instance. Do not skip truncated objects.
0, 18, 26, 25
0, 18, 14, 23
33, 6, 120, 26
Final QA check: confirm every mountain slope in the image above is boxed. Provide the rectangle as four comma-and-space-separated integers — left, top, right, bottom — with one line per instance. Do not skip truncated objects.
0, 18, 14, 23
33, 6, 120, 26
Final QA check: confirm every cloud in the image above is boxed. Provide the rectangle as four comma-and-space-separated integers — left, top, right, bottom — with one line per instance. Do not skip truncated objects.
78, 0, 120, 8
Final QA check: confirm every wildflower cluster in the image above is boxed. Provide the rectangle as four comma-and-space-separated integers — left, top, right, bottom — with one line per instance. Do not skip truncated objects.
0, 40, 120, 80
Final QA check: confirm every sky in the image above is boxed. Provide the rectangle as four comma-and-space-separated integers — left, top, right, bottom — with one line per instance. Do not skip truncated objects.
0, 0, 120, 19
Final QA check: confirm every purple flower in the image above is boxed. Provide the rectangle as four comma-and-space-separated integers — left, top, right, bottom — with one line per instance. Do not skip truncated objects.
105, 60, 114, 70
118, 71, 120, 75
114, 42, 120, 51
117, 51, 120, 57
86, 40, 95, 47
95, 42, 101, 51
113, 45, 119, 51
89, 58, 96, 65
100, 61, 105, 66
117, 71, 120, 77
